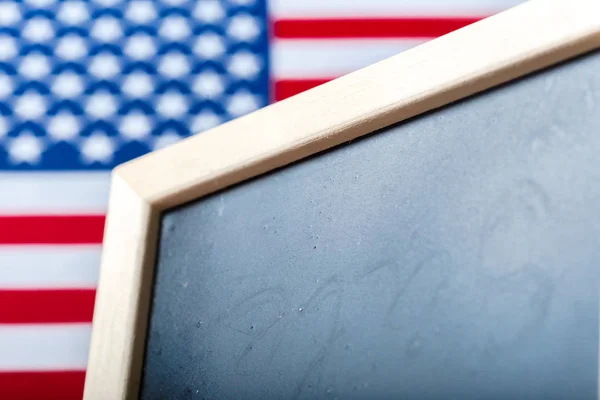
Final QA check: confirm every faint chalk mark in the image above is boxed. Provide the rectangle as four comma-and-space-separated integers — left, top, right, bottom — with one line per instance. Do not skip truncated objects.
293, 276, 344, 399
299, 275, 340, 312
516, 179, 551, 222
582, 79, 596, 111
357, 258, 397, 280
217, 194, 225, 216
293, 326, 345, 400
481, 263, 554, 356
222, 287, 287, 328
386, 249, 454, 332
479, 179, 551, 277
543, 76, 555, 93
233, 313, 286, 376
220, 286, 288, 376
210, 255, 297, 279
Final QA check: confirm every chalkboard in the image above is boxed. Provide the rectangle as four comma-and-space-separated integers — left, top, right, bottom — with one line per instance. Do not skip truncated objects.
138, 49, 600, 399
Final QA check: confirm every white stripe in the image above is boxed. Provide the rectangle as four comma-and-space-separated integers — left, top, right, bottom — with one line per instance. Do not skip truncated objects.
272, 39, 425, 79
0, 246, 100, 289
0, 324, 90, 371
0, 172, 110, 215
270, 0, 524, 18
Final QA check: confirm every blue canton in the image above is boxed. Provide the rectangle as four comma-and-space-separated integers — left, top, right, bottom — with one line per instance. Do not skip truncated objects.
0, 0, 270, 170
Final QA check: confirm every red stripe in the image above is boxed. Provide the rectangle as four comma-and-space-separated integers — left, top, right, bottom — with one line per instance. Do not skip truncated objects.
274, 78, 332, 101
0, 371, 85, 400
0, 289, 96, 324
0, 215, 105, 244
273, 17, 483, 39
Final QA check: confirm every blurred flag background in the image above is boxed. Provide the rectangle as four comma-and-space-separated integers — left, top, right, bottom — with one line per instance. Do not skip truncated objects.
0, 0, 522, 398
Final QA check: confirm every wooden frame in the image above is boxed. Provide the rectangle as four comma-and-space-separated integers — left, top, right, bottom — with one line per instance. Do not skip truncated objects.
83, 0, 600, 398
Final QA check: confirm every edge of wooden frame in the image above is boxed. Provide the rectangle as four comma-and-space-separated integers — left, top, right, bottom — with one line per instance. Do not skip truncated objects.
84, 0, 600, 398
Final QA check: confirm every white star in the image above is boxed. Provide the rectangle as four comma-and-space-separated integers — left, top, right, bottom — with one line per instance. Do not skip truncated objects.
15, 91, 47, 119
0, 74, 12, 98
158, 53, 190, 78
193, 71, 225, 98
57, 1, 89, 25
124, 34, 156, 60
159, 16, 190, 42
89, 53, 121, 79
226, 91, 261, 117
162, 0, 188, 5
157, 92, 188, 118
26, 0, 56, 6
227, 14, 260, 42
52, 72, 84, 98
191, 110, 222, 133
120, 111, 151, 140
125, 1, 156, 24
193, 33, 225, 60
122, 72, 154, 97
48, 112, 80, 141
0, 116, 7, 139
81, 133, 114, 164
23, 17, 55, 43
19, 53, 50, 80
91, 17, 122, 42
227, 51, 261, 79
0, 36, 17, 61
153, 132, 182, 150
95, 0, 121, 6
193, 0, 224, 23
56, 35, 88, 60
9, 134, 44, 164
85, 92, 117, 119
0, 3, 21, 26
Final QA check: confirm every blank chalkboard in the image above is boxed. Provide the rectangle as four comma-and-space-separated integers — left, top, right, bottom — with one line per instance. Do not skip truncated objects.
137, 49, 600, 400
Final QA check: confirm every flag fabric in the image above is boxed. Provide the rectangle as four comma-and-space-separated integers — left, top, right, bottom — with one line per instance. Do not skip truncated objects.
0, 0, 522, 398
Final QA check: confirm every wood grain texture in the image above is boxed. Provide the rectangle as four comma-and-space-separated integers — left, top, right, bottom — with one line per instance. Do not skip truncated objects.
116, 0, 600, 210
83, 174, 158, 400
83, 0, 600, 398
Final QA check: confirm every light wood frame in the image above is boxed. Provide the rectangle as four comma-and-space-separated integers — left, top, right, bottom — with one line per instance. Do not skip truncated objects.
83, 0, 600, 398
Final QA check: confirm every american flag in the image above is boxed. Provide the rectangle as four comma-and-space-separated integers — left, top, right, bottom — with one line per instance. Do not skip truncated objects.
0, 0, 522, 398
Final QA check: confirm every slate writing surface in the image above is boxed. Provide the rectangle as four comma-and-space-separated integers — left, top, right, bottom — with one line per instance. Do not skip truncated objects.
140, 50, 600, 400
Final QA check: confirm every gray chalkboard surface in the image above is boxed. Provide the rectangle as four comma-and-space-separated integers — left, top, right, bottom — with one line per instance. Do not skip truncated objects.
140, 50, 600, 400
